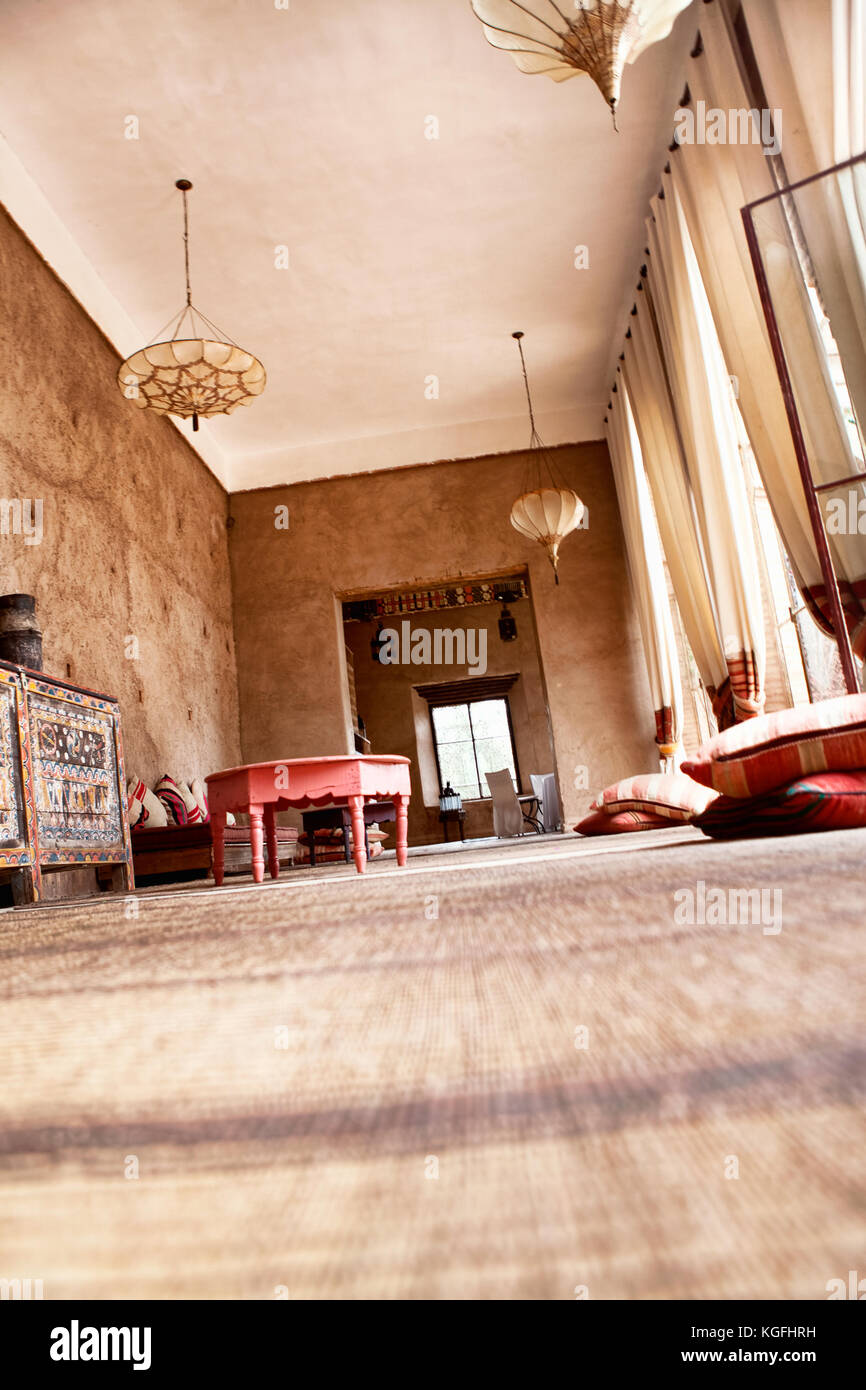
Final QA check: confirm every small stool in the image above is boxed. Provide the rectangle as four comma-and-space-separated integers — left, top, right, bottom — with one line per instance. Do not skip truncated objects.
438, 808, 466, 842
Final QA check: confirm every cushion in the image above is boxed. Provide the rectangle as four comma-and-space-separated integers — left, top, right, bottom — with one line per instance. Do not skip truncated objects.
695, 770, 866, 839
127, 778, 168, 830
223, 825, 298, 845
296, 843, 384, 863
682, 693, 866, 798
574, 809, 672, 836
191, 777, 210, 823
155, 774, 202, 827
591, 773, 718, 822
298, 828, 388, 846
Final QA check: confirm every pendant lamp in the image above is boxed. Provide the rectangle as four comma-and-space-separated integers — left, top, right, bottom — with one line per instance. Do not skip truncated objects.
470, 0, 693, 128
118, 180, 266, 432
509, 332, 584, 585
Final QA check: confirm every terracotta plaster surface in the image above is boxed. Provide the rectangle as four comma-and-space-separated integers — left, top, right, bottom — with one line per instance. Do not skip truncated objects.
228, 443, 658, 837
0, 205, 241, 785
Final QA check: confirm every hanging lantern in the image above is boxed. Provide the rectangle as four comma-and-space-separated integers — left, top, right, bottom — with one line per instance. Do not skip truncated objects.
470, 0, 693, 128
508, 332, 584, 584
498, 604, 518, 641
371, 621, 388, 663
118, 180, 265, 432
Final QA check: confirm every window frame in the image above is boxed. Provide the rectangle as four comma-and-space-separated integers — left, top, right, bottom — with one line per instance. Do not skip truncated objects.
429, 694, 522, 801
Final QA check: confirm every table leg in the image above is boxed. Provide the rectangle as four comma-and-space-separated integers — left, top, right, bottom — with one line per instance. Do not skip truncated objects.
212, 812, 226, 886
348, 795, 367, 874
264, 804, 279, 880
341, 808, 352, 864
249, 803, 265, 884
394, 792, 408, 867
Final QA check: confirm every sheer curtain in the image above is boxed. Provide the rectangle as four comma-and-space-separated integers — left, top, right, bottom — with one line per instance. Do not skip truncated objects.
606, 380, 684, 768
622, 301, 728, 701
645, 174, 766, 724
672, 0, 866, 653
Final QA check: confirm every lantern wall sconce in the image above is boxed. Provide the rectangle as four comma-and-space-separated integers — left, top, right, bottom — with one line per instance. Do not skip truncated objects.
118, 179, 266, 432
370, 621, 388, 663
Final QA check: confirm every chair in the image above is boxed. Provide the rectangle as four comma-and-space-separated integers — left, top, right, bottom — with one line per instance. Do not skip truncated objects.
486, 769, 540, 838
530, 773, 562, 833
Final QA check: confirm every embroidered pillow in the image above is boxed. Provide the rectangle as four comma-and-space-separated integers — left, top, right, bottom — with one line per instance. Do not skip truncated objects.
575, 809, 672, 836
682, 693, 866, 798
127, 778, 168, 830
592, 773, 718, 822
191, 777, 210, 823
695, 770, 866, 839
155, 774, 201, 826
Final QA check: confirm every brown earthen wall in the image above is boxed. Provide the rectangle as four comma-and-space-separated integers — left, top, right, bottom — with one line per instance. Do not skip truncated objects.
0, 205, 241, 785
228, 443, 658, 838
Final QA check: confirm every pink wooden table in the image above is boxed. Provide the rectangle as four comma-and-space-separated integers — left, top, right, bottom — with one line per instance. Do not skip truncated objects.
205, 755, 411, 882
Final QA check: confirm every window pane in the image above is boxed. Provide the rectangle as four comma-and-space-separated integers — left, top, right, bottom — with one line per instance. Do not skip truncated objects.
436, 741, 480, 801
468, 699, 509, 740
431, 703, 472, 744
476, 737, 517, 793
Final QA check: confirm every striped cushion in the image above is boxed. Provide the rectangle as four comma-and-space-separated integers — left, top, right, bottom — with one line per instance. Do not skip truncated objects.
155, 774, 202, 827
682, 693, 866, 798
592, 773, 718, 822
574, 809, 672, 836
695, 771, 866, 839
127, 779, 168, 829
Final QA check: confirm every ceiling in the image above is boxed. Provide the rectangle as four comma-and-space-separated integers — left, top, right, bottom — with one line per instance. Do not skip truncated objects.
0, 0, 697, 489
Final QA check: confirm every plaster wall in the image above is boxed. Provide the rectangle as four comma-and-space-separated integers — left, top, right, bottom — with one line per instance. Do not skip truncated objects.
228, 442, 658, 837
0, 204, 241, 784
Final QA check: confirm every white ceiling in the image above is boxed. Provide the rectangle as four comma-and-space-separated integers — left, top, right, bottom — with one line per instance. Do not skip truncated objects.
0, 0, 697, 489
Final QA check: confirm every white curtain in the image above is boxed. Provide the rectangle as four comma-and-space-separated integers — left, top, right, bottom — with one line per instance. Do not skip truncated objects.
645, 174, 766, 723
606, 380, 684, 767
622, 300, 728, 700
672, 0, 866, 653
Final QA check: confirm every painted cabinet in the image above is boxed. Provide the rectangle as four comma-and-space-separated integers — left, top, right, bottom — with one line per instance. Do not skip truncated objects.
0, 660, 134, 903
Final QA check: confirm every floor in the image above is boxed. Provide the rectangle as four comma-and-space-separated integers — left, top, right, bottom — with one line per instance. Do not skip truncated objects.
1, 825, 864, 1300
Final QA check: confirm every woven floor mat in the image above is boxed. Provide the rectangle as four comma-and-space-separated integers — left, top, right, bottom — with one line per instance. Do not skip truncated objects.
1, 827, 864, 1299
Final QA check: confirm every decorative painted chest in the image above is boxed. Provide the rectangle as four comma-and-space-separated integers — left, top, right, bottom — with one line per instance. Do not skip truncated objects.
0, 660, 134, 903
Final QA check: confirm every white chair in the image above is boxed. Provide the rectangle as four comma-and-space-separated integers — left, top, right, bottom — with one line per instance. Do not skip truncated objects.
531, 773, 562, 833
486, 769, 539, 838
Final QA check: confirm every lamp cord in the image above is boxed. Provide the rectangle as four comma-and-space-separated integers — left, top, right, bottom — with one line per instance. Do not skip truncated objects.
180, 186, 192, 306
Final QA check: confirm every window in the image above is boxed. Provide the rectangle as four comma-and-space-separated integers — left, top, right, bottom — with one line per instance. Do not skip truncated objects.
430, 698, 518, 800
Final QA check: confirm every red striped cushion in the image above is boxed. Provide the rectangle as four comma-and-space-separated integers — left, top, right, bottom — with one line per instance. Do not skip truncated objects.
682, 693, 866, 798
575, 809, 672, 835
592, 773, 718, 822
695, 770, 866, 839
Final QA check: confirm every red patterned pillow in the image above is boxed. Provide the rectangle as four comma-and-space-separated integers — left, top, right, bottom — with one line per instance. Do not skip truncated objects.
682, 693, 866, 798
695, 770, 866, 839
155, 774, 202, 826
575, 809, 672, 836
591, 773, 718, 822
